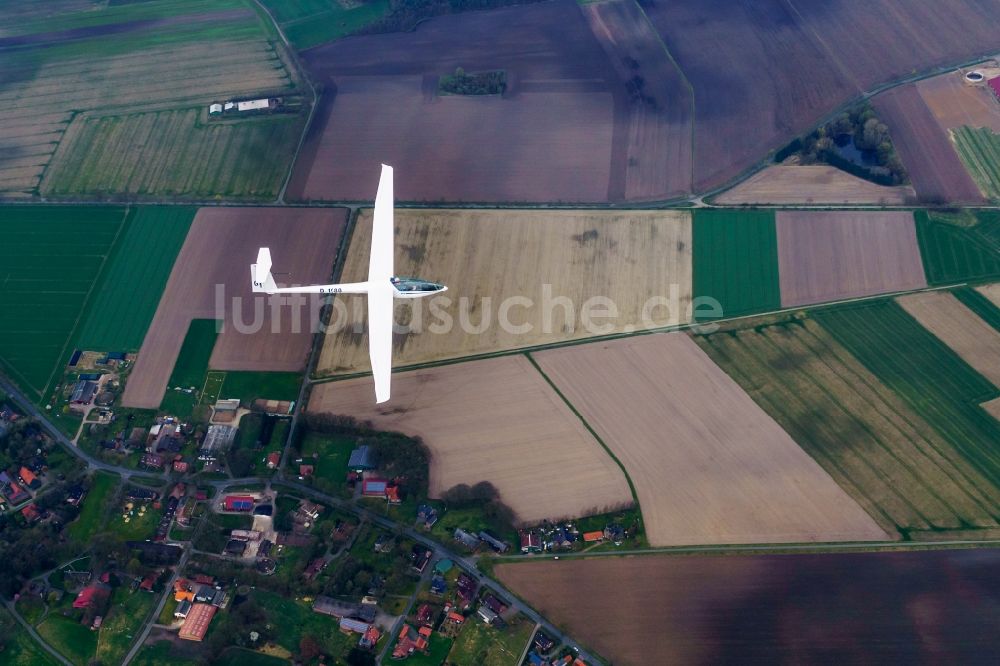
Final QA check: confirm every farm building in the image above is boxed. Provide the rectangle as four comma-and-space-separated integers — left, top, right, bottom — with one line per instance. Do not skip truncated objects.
236, 98, 273, 111
348, 445, 375, 471
178, 603, 217, 641
209, 103, 223, 115
224, 539, 247, 555
223, 495, 254, 511
70, 380, 98, 404
361, 478, 388, 497
73, 582, 110, 609
212, 398, 240, 422
313, 596, 377, 622
477, 605, 499, 625
340, 617, 370, 634
479, 530, 510, 553
454, 528, 480, 551
199, 425, 236, 460
989, 76, 1000, 101
520, 530, 542, 553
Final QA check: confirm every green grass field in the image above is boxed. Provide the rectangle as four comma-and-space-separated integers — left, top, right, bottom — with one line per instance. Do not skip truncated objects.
217, 371, 302, 404
262, 0, 390, 49
160, 319, 219, 416
0, 206, 127, 398
297, 431, 354, 491
94, 586, 158, 665
215, 648, 290, 666
44, 108, 304, 200
253, 590, 357, 658
36, 613, 98, 666
815, 301, 1000, 489
402, 633, 453, 666
952, 125, 1000, 200
447, 616, 534, 666
0, 607, 61, 666
132, 640, 199, 666
692, 209, 780, 318
696, 315, 1000, 538
67, 471, 119, 544
75, 207, 195, 351
915, 210, 1000, 285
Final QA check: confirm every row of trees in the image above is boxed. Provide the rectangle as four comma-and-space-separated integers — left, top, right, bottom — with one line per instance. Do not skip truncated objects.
365, 0, 544, 34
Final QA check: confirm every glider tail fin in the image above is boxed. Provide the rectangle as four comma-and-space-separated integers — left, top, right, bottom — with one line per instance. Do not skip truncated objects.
251, 247, 278, 294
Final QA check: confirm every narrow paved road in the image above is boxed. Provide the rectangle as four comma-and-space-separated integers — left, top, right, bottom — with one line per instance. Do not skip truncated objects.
4, 599, 73, 666
121, 547, 191, 665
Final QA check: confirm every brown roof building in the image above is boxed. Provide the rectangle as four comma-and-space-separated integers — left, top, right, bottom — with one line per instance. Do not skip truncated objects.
178, 603, 217, 641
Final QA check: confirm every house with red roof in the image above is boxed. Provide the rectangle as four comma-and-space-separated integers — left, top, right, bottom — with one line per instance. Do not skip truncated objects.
73, 583, 111, 609
266, 451, 281, 469
20, 503, 40, 523
18, 466, 40, 490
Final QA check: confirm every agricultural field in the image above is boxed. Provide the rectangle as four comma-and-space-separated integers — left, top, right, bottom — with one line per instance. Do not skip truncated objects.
873, 85, 984, 203
288, 1, 627, 203
898, 290, 1000, 387
0, 606, 60, 666
691, 209, 779, 318
260, 0, 390, 50
0, 0, 302, 199
640, 0, 856, 191
978, 282, 1000, 310
308, 355, 633, 524
75, 207, 195, 351
533, 333, 887, 546
697, 315, 1000, 539
952, 126, 1000, 200
776, 211, 926, 307
915, 210, 1000, 285
714, 165, 916, 205
123, 207, 346, 409
917, 69, 1000, 133
815, 302, 1000, 491
581, 0, 693, 200
317, 209, 692, 375
43, 108, 305, 200
0, 206, 127, 398
36, 613, 98, 666
496, 549, 1000, 666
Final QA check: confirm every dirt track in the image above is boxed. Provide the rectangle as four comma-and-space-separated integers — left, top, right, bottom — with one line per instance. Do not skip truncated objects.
776, 211, 926, 307
317, 209, 692, 376
533, 333, 887, 546
122, 207, 347, 408
898, 291, 1000, 387
716, 165, 916, 205
874, 85, 984, 204
307, 356, 633, 524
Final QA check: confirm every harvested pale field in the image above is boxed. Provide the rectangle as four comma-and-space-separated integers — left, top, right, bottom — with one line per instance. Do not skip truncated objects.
496, 550, 1000, 666
873, 85, 984, 204
977, 282, 1000, 309
918, 71, 1000, 133
288, 1, 635, 203
983, 397, 1000, 421
715, 166, 916, 205
317, 209, 692, 375
776, 211, 926, 307
582, 0, 693, 200
532, 333, 887, 546
897, 291, 1000, 387
123, 208, 347, 408
290, 76, 613, 203
697, 318, 1000, 538
307, 356, 633, 523
0, 3, 297, 198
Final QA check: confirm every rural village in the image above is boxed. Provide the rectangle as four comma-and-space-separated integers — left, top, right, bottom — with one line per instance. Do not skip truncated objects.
2, 1, 1000, 665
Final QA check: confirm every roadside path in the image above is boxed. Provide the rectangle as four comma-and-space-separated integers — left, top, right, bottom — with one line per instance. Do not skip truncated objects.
3, 599, 73, 666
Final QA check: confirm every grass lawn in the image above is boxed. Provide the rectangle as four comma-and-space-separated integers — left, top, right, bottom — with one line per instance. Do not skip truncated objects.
157, 596, 179, 626
67, 471, 119, 543
405, 633, 454, 666
0, 606, 61, 666
447, 616, 534, 666
297, 431, 355, 492
132, 639, 199, 666
109, 500, 163, 541
0, 206, 127, 399
218, 371, 302, 404
36, 613, 98, 666
215, 647, 291, 666
253, 590, 357, 658
263, 0, 390, 49
95, 586, 158, 664
15, 595, 46, 626
692, 208, 780, 318
160, 318, 219, 418
75, 206, 195, 351
202, 371, 226, 405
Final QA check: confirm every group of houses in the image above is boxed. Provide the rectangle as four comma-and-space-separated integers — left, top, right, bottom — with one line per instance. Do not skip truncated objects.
519, 523, 627, 554
312, 596, 382, 649
208, 97, 282, 116
173, 574, 229, 641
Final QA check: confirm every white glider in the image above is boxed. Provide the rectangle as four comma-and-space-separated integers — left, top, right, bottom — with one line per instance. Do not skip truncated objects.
251, 164, 446, 403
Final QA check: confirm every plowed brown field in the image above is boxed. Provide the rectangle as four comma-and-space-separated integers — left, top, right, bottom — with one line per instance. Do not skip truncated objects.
122, 207, 347, 408
776, 211, 926, 307
316, 209, 692, 376
533, 333, 887, 546
918, 71, 1000, 133
715, 165, 916, 205
307, 355, 633, 523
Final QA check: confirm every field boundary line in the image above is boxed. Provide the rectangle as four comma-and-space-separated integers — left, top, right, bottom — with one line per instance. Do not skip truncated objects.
524, 353, 642, 509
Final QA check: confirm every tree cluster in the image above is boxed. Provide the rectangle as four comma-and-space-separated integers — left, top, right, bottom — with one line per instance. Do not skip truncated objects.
364, 0, 545, 35
440, 480, 517, 535
439, 67, 506, 96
